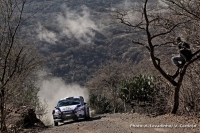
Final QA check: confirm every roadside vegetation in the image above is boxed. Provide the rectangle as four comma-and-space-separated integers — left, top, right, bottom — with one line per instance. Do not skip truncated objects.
0, 0, 46, 132
87, 61, 171, 116
88, 0, 200, 117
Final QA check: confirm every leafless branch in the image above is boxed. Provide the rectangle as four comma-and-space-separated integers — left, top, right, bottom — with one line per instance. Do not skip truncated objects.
167, 0, 200, 20
151, 20, 191, 40
132, 40, 150, 51
115, 10, 145, 30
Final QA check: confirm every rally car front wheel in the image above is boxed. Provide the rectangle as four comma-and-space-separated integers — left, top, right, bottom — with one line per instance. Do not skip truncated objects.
54, 121, 58, 126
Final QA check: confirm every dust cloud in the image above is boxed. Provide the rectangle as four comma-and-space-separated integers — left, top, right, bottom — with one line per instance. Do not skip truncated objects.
37, 4, 103, 45
37, 23, 58, 44
37, 75, 89, 125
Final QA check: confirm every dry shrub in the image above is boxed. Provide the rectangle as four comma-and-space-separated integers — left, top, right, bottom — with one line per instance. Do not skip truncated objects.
178, 62, 200, 116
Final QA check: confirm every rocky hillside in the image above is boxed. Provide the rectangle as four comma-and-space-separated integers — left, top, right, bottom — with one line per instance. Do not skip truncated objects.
19, 0, 160, 85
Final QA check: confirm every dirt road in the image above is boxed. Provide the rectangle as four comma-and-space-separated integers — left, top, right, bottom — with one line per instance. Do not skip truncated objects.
39, 113, 200, 133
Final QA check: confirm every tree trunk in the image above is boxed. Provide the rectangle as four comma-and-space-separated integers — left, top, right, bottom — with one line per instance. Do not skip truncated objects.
171, 68, 186, 114
171, 86, 180, 114
124, 100, 127, 113
0, 89, 6, 131
113, 95, 116, 113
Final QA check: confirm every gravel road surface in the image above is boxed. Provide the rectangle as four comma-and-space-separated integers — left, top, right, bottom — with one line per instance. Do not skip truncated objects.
39, 113, 200, 133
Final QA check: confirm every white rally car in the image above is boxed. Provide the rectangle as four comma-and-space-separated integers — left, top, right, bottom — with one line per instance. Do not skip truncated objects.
52, 96, 90, 126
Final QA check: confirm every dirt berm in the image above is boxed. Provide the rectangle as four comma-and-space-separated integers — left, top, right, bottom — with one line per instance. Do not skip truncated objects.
5, 106, 46, 133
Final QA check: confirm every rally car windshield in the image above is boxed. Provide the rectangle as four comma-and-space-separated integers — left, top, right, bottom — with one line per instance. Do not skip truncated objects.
57, 98, 80, 107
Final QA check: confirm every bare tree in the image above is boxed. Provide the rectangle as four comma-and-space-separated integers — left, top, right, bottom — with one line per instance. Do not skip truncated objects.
165, 0, 200, 47
115, 0, 200, 114
165, 0, 200, 114
0, 0, 43, 131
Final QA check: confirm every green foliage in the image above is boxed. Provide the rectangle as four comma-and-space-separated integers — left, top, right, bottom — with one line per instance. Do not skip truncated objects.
89, 94, 112, 114
120, 75, 159, 103
119, 75, 170, 115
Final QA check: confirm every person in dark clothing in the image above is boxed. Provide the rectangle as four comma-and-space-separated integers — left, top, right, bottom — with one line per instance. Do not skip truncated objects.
169, 37, 192, 79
